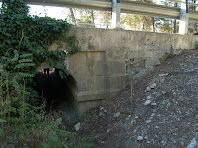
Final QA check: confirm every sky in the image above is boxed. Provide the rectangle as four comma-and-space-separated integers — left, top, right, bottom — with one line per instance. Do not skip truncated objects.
0, 2, 70, 20
28, 4, 70, 20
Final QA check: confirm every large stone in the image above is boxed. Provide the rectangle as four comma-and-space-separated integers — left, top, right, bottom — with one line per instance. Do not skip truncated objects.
74, 122, 81, 131
137, 136, 144, 141
144, 100, 151, 105
114, 112, 121, 118
187, 138, 197, 148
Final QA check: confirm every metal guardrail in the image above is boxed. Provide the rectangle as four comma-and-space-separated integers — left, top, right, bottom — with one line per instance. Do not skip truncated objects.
189, 10, 198, 21
22, 0, 198, 21
121, 1, 180, 19
24, 0, 112, 11
69, 22, 112, 28
0, 0, 197, 34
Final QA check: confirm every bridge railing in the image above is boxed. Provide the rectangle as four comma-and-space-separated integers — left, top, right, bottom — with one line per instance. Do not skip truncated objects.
1, 0, 197, 34
69, 22, 112, 28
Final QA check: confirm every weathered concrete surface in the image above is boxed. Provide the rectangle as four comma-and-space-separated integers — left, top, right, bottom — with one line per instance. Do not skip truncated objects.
51, 27, 198, 113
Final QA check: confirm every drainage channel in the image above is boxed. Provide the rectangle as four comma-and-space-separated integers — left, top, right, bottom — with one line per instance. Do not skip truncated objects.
34, 68, 77, 118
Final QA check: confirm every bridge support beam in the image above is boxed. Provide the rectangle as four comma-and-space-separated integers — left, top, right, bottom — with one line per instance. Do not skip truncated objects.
179, 0, 189, 34
112, 0, 121, 28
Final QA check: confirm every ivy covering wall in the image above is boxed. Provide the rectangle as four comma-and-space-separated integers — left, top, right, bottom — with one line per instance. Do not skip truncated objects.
0, 1, 90, 147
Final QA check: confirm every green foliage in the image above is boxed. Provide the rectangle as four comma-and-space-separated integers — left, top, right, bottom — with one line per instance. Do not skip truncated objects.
168, 45, 175, 58
121, 13, 153, 31
69, 8, 97, 28
0, 0, 80, 108
0, 0, 92, 147
194, 41, 198, 50
0, 0, 79, 79
0, 62, 92, 147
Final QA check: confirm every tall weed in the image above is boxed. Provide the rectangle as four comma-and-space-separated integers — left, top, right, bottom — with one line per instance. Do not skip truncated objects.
0, 53, 92, 147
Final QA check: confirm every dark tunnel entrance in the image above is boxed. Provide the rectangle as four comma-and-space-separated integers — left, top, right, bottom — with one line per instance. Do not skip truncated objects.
34, 68, 77, 114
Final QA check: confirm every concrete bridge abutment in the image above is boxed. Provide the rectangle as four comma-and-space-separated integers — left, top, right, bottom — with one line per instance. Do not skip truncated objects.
42, 27, 198, 114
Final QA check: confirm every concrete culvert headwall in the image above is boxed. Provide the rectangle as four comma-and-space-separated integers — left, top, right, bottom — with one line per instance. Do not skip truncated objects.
47, 27, 198, 114
34, 68, 77, 114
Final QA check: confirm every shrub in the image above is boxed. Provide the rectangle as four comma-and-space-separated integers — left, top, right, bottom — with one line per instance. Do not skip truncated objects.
194, 41, 198, 50
0, 0, 92, 147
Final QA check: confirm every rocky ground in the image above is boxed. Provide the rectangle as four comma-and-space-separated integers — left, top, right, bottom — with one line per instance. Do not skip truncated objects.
77, 50, 198, 148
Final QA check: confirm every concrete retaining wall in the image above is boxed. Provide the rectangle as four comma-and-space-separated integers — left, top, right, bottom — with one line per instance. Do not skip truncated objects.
52, 27, 198, 113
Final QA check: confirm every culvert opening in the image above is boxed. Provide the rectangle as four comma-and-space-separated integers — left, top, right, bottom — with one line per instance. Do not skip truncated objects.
34, 68, 77, 113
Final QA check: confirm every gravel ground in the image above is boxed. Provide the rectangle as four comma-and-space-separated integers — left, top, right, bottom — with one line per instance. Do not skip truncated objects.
78, 50, 198, 148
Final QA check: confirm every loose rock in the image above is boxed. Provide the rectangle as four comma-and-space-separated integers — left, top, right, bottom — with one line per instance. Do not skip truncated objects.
147, 95, 151, 100
74, 122, 81, 131
187, 138, 197, 148
144, 135, 148, 140
99, 112, 104, 116
114, 112, 120, 118
146, 120, 151, 124
100, 107, 104, 110
150, 83, 156, 89
144, 100, 151, 105
137, 136, 143, 141
146, 87, 151, 92
151, 102, 157, 106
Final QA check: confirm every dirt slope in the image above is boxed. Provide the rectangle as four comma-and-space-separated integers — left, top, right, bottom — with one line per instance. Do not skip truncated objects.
78, 50, 198, 148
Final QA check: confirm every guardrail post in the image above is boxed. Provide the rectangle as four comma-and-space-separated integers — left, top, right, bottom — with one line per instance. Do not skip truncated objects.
179, 0, 189, 34
112, 0, 121, 28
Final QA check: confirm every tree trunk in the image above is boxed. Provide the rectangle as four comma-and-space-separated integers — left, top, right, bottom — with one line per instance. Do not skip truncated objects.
173, 20, 177, 33
69, 8, 76, 24
173, 3, 178, 33
91, 11, 95, 24
193, 0, 197, 32
194, 24, 197, 32
152, 17, 155, 32
142, 17, 145, 31
193, 0, 196, 10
